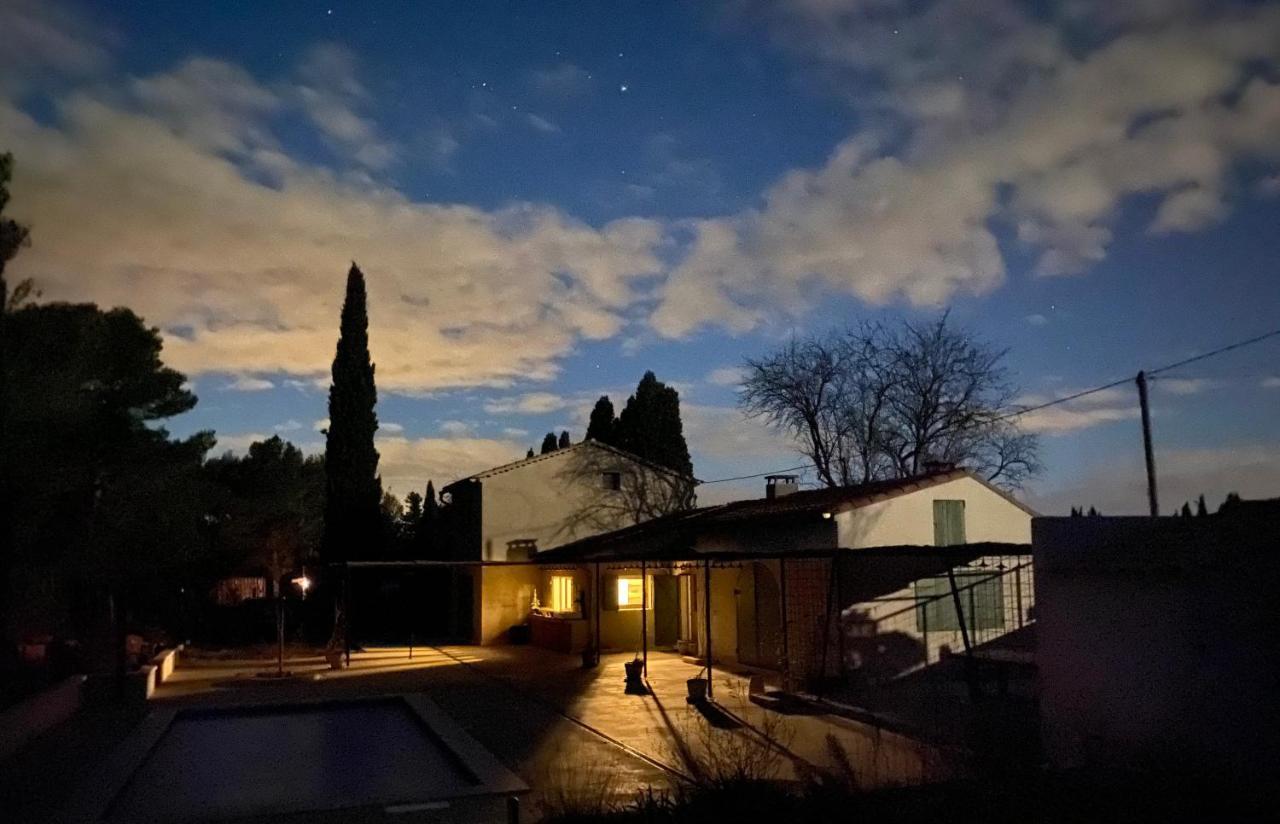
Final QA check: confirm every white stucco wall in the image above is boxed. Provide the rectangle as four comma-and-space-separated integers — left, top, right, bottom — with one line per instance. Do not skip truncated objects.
835, 476, 1032, 548
477, 446, 689, 561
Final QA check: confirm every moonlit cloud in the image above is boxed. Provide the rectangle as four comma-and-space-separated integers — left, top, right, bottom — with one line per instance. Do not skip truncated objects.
1153, 377, 1220, 396
706, 366, 748, 387
223, 376, 275, 392
1018, 387, 1140, 434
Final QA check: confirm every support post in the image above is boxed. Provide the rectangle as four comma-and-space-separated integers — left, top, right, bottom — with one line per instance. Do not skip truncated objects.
1136, 370, 1160, 517
594, 562, 601, 657
946, 564, 978, 700
344, 563, 351, 669
640, 560, 648, 676
704, 558, 713, 700
779, 558, 790, 689
817, 552, 838, 697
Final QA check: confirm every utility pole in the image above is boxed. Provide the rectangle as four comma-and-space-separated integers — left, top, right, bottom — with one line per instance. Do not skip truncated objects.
1136, 371, 1159, 517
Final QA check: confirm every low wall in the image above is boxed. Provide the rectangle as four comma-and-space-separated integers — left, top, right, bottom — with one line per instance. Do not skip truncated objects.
0, 674, 87, 761
151, 645, 182, 685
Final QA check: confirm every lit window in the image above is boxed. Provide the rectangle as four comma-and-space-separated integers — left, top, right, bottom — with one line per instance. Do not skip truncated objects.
550, 575, 575, 613
601, 471, 622, 491
616, 576, 645, 610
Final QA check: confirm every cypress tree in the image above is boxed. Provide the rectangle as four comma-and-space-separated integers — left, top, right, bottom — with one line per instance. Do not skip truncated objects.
616, 371, 693, 476
558, 430, 570, 449
526, 447, 535, 459
540, 432, 558, 454
1196, 494, 1208, 517
1180, 502, 1192, 518
585, 395, 617, 444
322, 263, 382, 561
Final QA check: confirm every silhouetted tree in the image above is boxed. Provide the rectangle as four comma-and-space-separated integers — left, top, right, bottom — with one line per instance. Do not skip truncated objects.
616, 371, 693, 477
414, 480, 440, 558
0, 151, 32, 640
741, 314, 1039, 489
322, 264, 382, 562
1087, 506, 1099, 517
1196, 494, 1208, 517
540, 432, 558, 454
558, 430, 570, 449
1070, 506, 1082, 517
1180, 502, 1193, 518
585, 396, 618, 444
526, 447, 535, 459
1219, 491, 1242, 513
403, 490, 424, 524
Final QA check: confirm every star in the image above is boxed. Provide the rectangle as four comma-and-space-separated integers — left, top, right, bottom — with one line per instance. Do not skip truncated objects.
619, 84, 629, 93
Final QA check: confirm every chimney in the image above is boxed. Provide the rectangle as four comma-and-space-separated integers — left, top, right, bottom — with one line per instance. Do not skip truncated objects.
765, 475, 799, 500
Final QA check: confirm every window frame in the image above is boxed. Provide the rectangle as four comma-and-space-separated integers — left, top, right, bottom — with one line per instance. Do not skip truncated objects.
615, 575, 646, 611
549, 574, 576, 614
601, 471, 622, 491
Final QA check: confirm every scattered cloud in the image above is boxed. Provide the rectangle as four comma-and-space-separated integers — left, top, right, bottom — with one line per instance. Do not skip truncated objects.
438, 420, 474, 435
526, 113, 560, 134
1153, 377, 1220, 396
313, 418, 330, 432
706, 366, 748, 387
381, 421, 404, 433
482, 392, 569, 415
223, 376, 275, 392
529, 62, 596, 99
1027, 443, 1280, 515
1025, 313, 1049, 326
502, 427, 529, 438
376, 435, 526, 496
211, 431, 270, 454
1260, 376, 1280, 389
273, 419, 303, 432
1018, 387, 1139, 434
293, 43, 398, 170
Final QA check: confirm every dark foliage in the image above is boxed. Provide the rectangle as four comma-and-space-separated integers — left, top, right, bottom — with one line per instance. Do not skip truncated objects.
541, 432, 559, 454
615, 371, 694, 477
322, 263, 383, 562
585, 395, 618, 444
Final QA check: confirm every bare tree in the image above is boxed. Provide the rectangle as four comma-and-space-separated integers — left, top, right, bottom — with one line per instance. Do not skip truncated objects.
552, 443, 695, 542
741, 314, 1040, 490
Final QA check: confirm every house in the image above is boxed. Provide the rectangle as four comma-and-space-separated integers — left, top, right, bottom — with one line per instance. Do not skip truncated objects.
433, 440, 696, 644
497, 467, 1036, 686
1034, 502, 1279, 786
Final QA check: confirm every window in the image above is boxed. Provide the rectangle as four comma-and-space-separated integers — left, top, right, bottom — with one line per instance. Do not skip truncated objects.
616, 575, 645, 610
601, 471, 622, 491
549, 575, 575, 613
933, 499, 967, 546
914, 573, 1004, 632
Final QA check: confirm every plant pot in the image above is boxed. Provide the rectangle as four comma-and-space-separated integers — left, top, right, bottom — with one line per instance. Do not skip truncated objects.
581, 648, 599, 669
324, 649, 345, 670
623, 660, 643, 680
686, 677, 708, 702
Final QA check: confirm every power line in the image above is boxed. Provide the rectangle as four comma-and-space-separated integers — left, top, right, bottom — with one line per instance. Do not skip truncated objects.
697, 325, 1280, 486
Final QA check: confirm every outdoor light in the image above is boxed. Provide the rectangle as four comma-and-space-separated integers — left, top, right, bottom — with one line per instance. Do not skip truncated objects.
292, 575, 311, 596
821, 512, 832, 519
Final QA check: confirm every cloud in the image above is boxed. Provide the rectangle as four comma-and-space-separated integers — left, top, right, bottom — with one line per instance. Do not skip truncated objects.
223, 376, 275, 392
438, 420, 473, 435
313, 418, 330, 432
706, 366, 748, 387
526, 113, 560, 134
274, 419, 303, 432
482, 392, 569, 415
1025, 313, 1049, 326
530, 63, 596, 99
1260, 376, 1280, 389
375, 435, 526, 496
381, 421, 404, 433
1153, 377, 1220, 396
1027, 443, 1280, 515
502, 427, 529, 438
212, 431, 271, 455
1018, 387, 1139, 434
293, 43, 398, 170
652, 0, 1280, 335
0, 0, 112, 91
1, 45, 665, 394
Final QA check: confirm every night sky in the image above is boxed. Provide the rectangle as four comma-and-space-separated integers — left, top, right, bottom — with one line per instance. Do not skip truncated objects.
2, 0, 1278, 513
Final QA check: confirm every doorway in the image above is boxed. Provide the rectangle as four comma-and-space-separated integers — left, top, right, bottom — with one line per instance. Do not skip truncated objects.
736, 562, 782, 669
652, 575, 679, 648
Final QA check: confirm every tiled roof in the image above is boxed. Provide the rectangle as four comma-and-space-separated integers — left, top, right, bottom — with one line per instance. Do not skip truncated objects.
536, 468, 1030, 562
444, 440, 696, 487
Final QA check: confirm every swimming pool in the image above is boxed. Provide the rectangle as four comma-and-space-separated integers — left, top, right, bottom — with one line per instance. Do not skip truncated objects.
67, 695, 527, 822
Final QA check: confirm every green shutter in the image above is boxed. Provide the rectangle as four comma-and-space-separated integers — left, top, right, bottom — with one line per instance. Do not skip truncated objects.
602, 573, 619, 611
933, 500, 966, 546
915, 571, 1005, 632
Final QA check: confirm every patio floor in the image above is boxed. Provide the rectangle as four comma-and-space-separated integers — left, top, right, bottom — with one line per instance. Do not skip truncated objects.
3, 645, 956, 822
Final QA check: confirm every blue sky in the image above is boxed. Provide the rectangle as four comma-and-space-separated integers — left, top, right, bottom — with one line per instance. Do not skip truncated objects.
2, 0, 1278, 513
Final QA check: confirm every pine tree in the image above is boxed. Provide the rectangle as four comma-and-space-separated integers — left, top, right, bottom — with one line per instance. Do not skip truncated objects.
615, 371, 693, 476
1219, 491, 1242, 513
558, 430, 570, 449
1196, 494, 1208, 517
526, 447, 535, 459
322, 263, 382, 562
403, 490, 424, 523
540, 432, 558, 454
1087, 506, 1099, 517
1180, 502, 1192, 518
585, 396, 617, 444
416, 480, 439, 558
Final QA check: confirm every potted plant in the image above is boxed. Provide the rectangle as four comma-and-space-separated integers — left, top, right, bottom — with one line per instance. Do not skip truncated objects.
580, 644, 598, 669
686, 676, 709, 703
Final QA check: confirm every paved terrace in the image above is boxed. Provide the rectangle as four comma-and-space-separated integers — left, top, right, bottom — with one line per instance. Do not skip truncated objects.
3, 645, 956, 821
